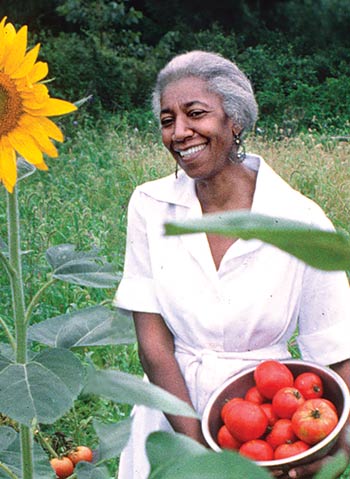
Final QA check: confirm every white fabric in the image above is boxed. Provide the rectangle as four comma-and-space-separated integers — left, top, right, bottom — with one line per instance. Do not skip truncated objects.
115, 154, 350, 479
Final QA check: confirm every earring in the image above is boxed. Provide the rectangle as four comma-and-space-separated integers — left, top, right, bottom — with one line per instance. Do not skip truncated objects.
233, 132, 246, 163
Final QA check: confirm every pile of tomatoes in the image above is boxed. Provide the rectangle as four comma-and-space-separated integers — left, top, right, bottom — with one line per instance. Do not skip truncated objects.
217, 360, 339, 461
50, 446, 93, 478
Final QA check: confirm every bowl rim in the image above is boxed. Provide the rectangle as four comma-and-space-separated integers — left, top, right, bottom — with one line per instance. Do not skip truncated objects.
201, 359, 350, 467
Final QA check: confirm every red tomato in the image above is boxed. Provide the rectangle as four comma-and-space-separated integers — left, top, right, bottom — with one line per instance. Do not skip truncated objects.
291, 398, 338, 445
68, 445, 93, 464
220, 397, 244, 422
294, 372, 324, 399
272, 387, 305, 419
224, 400, 268, 442
217, 425, 241, 450
321, 398, 338, 413
265, 418, 298, 450
245, 386, 265, 404
274, 440, 310, 459
239, 439, 274, 461
50, 457, 74, 479
254, 360, 294, 399
260, 403, 279, 427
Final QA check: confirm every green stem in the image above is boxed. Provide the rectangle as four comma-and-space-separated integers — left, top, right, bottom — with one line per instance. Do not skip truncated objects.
6, 188, 34, 479
35, 430, 58, 458
0, 250, 16, 280
25, 277, 57, 325
0, 460, 19, 479
0, 316, 16, 350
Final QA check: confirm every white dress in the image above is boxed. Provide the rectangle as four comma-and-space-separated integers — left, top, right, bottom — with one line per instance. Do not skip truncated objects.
115, 154, 350, 479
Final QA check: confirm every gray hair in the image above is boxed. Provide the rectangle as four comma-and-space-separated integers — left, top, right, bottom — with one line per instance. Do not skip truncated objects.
152, 50, 258, 132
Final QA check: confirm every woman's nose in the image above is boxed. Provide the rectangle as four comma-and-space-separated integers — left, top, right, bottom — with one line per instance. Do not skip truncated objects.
172, 116, 193, 141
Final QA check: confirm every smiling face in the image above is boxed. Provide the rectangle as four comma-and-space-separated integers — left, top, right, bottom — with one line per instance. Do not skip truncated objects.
160, 76, 237, 180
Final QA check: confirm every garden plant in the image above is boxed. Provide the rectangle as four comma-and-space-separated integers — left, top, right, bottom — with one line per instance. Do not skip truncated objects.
1, 14, 350, 479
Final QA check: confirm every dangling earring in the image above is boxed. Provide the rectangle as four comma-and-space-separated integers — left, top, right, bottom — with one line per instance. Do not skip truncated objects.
175, 162, 178, 179
233, 132, 246, 163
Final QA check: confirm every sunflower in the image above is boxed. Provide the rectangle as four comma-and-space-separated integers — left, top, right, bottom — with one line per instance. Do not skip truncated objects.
0, 17, 77, 193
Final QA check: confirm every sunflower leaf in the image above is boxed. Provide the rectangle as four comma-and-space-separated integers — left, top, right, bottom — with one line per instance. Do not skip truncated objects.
28, 305, 136, 348
165, 211, 350, 271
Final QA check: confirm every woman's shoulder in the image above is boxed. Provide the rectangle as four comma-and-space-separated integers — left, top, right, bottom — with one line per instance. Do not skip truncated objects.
133, 170, 194, 207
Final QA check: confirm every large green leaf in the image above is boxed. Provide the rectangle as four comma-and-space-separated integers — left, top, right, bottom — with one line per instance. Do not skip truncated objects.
94, 417, 133, 460
74, 461, 110, 479
147, 432, 273, 479
0, 432, 54, 479
0, 348, 84, 426
46, 244, 120, 288
314, 451, 349, 479
0, 426, 17, 452
28, 305, 136, 348
83, 369, 198, 418
165, 211, 350, 271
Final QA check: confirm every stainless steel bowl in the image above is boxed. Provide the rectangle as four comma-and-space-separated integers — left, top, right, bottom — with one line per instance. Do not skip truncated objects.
201, 359, 350, 468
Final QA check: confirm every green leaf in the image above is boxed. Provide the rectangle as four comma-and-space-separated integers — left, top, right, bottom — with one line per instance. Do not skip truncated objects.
83, 369, 198, 418
0, 426, 17, 452
93, 418, 133, 460
28, 305, 136, 348
46, 244, 120, 288
314, 451, 349, 479
0, 432, 54, 479
165, 211, 350, 271
147, 432, 272, 479
74, 461, 110, 479
0, 348, 84, 426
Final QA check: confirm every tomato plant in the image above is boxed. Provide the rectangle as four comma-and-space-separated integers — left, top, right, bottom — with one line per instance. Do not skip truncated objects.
217, 425, 241, 450
274, 440, 310, 459
224, 400, 268, 442
265, 418, 297, 449
291, 398, 338, 445
254, 360, 294, 399
50, 456, 74, 479
294, 372, 324, 399
272, 386, 305, 418
239, 439, 274, 461
68, 445, 93, 464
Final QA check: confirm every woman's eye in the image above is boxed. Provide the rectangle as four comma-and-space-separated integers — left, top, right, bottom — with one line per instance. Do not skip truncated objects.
160, 117, 173, 127
189, 110, 205, 118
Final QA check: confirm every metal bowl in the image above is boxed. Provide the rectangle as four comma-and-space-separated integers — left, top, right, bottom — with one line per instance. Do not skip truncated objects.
201, 359, 350, 468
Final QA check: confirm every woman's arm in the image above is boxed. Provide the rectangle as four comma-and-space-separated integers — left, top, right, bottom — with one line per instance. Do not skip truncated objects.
133, 311, 207, 445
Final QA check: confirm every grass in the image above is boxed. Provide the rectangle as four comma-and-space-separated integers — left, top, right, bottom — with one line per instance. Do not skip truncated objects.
0, 112, 349, 477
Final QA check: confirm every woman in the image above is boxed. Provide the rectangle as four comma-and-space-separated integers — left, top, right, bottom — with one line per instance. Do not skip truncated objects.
115, 51, 350, 478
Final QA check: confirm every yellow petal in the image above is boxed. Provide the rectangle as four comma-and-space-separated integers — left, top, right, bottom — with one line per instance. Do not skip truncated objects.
12, 43, 41, 79
0, 136, 17, 193
0, 20, 16, 65
7, 128, 45, 166
34, 116, 64, 142
27, 61, 49, 84
22, 83, 50, 110
28, 97, 77, 116
4, 25, 28, 75
19, 115, 58, 158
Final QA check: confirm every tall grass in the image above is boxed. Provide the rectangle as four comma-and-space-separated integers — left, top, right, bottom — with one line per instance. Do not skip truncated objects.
0, 115, 349, 475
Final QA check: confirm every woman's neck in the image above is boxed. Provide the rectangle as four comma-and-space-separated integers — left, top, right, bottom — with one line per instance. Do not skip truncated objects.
195, 162, 257, 214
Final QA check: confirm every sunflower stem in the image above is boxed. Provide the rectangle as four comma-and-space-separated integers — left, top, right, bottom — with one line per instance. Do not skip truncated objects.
6, 187, 34, 479
25, 277, 57, 325
0, 315, 16, 350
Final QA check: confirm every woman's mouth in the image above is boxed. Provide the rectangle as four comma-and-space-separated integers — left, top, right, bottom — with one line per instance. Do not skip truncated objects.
175, 143, 207, 160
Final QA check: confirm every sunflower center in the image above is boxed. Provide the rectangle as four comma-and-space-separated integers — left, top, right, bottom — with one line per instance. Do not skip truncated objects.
0, 72, 23, 137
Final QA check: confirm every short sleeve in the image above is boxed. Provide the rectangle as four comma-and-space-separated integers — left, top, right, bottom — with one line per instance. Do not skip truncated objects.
113, 188, 161, 314
297, 265, 350, 365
